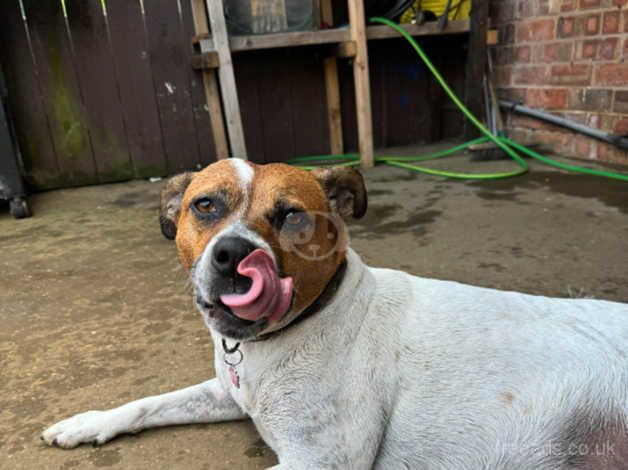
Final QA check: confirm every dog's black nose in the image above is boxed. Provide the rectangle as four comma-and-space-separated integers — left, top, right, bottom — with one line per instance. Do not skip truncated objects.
212, 237, 256, 277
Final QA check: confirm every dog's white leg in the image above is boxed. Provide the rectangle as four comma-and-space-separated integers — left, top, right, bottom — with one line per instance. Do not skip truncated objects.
41, 378, 245, 448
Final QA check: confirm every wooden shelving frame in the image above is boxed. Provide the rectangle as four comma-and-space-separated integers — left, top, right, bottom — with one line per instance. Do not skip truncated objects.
190, 1, 494, 168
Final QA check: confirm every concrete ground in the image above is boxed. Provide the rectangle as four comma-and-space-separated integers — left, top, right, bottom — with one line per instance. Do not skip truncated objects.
1, 144, 627, 469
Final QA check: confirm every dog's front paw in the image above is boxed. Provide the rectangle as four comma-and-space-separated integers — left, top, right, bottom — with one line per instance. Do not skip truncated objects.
41, 410, 118, 449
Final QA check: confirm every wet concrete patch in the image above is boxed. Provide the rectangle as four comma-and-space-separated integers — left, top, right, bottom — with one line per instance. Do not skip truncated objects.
469, 171, 628, 214
111, 191, 159, 210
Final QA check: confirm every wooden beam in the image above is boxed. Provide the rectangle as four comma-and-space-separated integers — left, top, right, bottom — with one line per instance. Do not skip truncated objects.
330, 40, 357, 58
321, 0, 343, 155
190, 0, 229, 160
191, 51, 219, 70
205, 0, 248, 159
348, 0, 374, 168
464, 0, 489, 140
198, 20, 476, 53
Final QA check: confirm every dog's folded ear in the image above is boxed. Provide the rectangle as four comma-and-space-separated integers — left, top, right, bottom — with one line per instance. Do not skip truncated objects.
312, 166, 367, 221
159, 172, 195, 240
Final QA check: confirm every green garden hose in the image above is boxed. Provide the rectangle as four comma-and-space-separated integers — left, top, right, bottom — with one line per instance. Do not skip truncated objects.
286, 17, 628, 182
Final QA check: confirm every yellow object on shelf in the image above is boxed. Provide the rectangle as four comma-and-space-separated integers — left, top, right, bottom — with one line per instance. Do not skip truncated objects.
400, 0, 471, 24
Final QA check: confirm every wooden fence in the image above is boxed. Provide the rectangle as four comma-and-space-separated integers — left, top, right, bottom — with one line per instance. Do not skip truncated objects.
0, 0, 466, 190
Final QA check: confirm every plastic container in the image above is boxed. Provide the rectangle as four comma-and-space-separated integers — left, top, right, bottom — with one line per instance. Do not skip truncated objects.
225, 0, 320, 35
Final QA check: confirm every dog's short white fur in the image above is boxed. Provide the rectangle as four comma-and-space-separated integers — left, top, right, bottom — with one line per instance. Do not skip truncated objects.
43, 162, 627, 469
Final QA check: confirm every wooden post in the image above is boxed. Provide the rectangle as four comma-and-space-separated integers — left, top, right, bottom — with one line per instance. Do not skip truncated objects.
205, 0, 248, 159
463, 0, 489, 140
321, 0, 344, 155
191, 0, 229, 160
347, 0, 374, 168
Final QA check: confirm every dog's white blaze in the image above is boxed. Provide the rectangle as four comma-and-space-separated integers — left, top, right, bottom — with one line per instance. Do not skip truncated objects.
230, 158, 254, 197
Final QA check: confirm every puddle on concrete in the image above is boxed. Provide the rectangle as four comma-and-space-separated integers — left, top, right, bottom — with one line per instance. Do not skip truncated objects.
371, 172, 419, 183
352, 207, 442, 240
111, 191, 158, 209
367, 189, 394, 197
469, 171, 628, 214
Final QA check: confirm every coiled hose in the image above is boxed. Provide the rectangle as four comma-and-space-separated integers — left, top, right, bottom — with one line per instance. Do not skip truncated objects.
287, 17, 628, 182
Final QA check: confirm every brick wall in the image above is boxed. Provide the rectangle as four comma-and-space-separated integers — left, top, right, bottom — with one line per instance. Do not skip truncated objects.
490, 0, 628, 165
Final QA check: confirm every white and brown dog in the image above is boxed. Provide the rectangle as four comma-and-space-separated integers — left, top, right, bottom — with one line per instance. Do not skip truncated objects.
43, 160, 627, 469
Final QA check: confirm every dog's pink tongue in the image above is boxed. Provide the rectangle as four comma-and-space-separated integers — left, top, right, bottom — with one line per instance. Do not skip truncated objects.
220, 249, 293, 323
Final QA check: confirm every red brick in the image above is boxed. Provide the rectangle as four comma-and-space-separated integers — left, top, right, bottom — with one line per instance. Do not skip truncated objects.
518, 0, 535, 18
594, 63, 628, 86
613, 0, 627, 6
602, 11, 620, 34
542, 42, 573, 62
517, 19, 556, 42
535, 129, 573, 155
526, 88, 569, 109
549, 64, 592, 86
515, 46, 531, 62
511, 114, 557, 131
614, 90, 628, 113
584, 14, 601, 35
623, 38, 628, 59
568, 88, 613, 111
573, 135, 593, 159
538, 0, 550, 14
558, 17, 576, 37
513, 65, 549, 84
594, 142, 628, 166
564, 111, 589, 125
579, 0, 601, 8
598, 37, 618, 60
624, 10, 628, 33
615, 117, 628, 135
560, 0, 577, 11
578, 39, 600, 59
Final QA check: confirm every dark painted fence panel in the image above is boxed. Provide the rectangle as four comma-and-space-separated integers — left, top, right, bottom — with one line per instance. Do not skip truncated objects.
144, 0, 201, 174
106, 0, 168, 178
22, 0, 98, 186
66, 0, 133, 182
0, 0, 60, 188
0, 0, 466, 189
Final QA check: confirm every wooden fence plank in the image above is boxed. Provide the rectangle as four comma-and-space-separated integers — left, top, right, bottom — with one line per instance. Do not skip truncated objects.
189, 0, 228, 162
65, 0, 133, 183
181, 0, 219, 167
347, 0, 374, 168
206, 0, 248, 159
21, 0, 98, 186
144, 0, 201, 174
105, 0, 168, 179
0, 0, 61, 189
321, 0, 343, 155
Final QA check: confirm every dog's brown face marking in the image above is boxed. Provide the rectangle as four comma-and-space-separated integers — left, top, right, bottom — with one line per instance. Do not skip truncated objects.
166, 160, 366, 322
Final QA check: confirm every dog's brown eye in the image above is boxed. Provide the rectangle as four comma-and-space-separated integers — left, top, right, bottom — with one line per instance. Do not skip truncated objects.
194, 198, 215, 214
